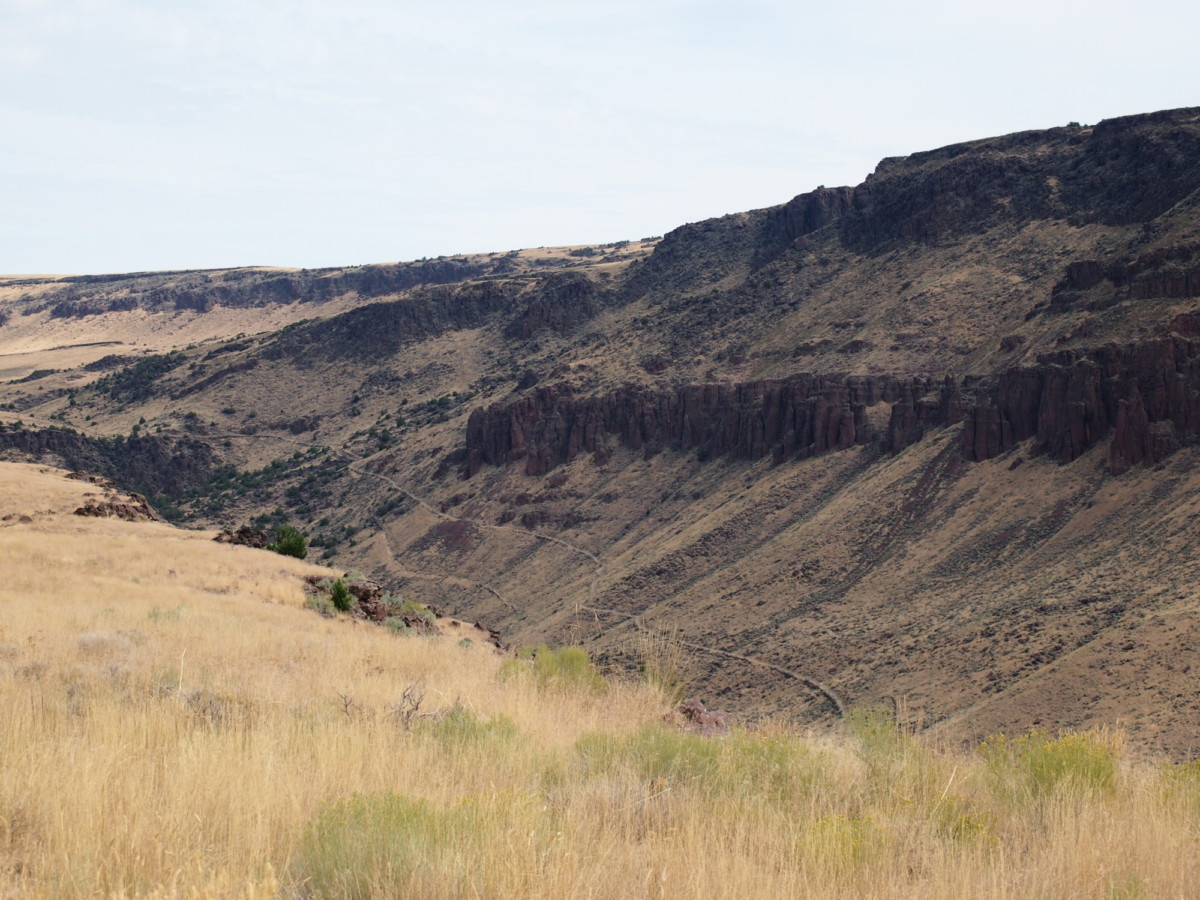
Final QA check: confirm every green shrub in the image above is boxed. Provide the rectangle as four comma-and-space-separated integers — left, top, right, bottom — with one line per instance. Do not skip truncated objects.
266, 524, 307, 559
295, 792, 448, 899
384, 617, 413, 635
980, 729, 1121, 797
398, 599, 435, 624
501, 644, 606, 694
573, 725, 827, 804
846, 704, 906, 758
304, 593, 333, 617
577, 725, 720, 785
416, 702, 519, 747
330, 578, 353, 612
931, 794, 995, 843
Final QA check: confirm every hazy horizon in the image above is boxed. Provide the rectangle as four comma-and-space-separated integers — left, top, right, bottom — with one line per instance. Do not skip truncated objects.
3, 0, 1198, 275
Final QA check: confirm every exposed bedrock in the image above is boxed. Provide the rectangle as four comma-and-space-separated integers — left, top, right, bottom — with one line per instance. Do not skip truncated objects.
753, 186, 857, 267
465, 337, 1200, 477
960, 338, 1200, 474
1052, 243, 1200, 309
839, 108, 1200, 253
504, 272, 600, 339
266, 280, 520, 361
465, 376, 905, 477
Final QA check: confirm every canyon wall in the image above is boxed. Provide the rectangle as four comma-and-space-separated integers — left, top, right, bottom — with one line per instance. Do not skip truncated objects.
465, 336, 1200, 477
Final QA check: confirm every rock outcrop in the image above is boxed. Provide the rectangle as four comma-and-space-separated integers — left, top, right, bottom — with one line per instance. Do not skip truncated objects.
676, 698, 733, 736
840, 108, 1200, 253
267, 280, 521, 362
948, 339, 1200, 473
465, 337, 1200, 478
466, 376, 895, 476
214, 525, 268, 548
1051, 243, 1200, 310
753, 185, 856, 267
504, 272, 600, 339
68, 472, 165, 523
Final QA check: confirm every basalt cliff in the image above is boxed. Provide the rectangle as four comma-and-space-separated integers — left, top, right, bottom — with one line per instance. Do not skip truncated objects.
464, 332, 1200, 478
4, 107, 1200, 755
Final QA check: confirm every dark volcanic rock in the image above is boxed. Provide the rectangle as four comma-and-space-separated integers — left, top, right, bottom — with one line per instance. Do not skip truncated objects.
1052, 244, 1200, 310
466, 337, 1200, 478
677, 698, 733, 736
960, 339, 1200, 472
214, 525, 268, 549
754, 185, 856, 268
841, 109, 1200, 254
70, 473, 164, 523
466, 375, 910, 476
347, 580, 387, 622
504, 272, 600, 339
74, 494, 163, 523
267, 280, 520, 361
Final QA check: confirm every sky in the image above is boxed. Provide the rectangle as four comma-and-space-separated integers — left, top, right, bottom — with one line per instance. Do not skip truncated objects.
2, 0, 1198, 274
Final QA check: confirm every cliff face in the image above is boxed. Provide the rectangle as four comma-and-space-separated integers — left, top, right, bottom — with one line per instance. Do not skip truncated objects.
753, 186, 856, 267
840, 108, 1200, 253
465, 375, 891, 476
1052, 243, 1200, 309
465, 336, 1200, 478
266, 270, 607, 361
960, 337, 1200, 474
503, 272, 600, 339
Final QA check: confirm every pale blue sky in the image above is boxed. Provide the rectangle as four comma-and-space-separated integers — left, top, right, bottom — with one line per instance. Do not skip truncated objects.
2, 0, 1197, 273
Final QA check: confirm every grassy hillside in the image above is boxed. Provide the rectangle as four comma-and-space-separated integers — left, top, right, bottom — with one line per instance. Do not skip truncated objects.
2, 463, 1200, 898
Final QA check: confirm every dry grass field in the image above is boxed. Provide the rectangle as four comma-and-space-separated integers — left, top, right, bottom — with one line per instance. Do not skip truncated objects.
1, 462, 1199, 898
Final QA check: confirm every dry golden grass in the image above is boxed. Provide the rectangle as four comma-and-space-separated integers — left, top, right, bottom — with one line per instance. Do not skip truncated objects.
2, 463, 1200, 898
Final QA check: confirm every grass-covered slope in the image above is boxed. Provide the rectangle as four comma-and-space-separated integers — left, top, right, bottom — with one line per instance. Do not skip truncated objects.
3, 463, 1200, 898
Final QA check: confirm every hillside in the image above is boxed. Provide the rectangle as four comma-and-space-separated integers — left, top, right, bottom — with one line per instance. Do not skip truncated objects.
3, 107, 1200, 754
5, 462, 1200, 899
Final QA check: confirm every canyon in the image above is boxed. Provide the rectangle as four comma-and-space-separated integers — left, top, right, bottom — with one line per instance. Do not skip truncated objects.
4, 107, 1200, 754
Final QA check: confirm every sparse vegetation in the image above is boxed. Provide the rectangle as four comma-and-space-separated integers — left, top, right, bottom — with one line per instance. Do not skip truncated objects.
3, 464, 1200, 897
981, 727, 1122, 798
92, 351, 185, 403
6, 111, 1200, 899
13, 368, 59, 383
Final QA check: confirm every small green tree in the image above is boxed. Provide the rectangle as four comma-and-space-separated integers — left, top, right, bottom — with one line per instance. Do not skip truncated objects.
267, 524, 308, 560
330, 578, 353, 612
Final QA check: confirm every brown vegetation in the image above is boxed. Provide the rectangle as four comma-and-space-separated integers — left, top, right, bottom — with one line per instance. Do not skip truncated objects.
3, 464, 1200, 897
